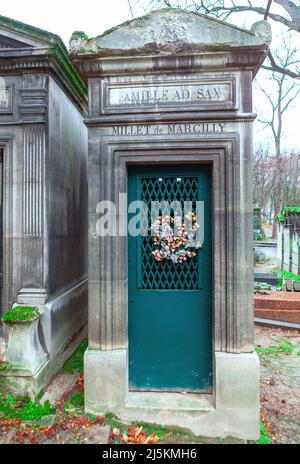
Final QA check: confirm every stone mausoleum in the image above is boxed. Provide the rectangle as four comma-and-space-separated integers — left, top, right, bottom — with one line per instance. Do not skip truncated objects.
70, 9, 271, 440
0, 15, 88, 396
0, 8, 272, 440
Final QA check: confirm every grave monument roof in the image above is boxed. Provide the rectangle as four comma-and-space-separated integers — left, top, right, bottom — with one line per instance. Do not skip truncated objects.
70, 8, 272, 58
0, 14, 87, 112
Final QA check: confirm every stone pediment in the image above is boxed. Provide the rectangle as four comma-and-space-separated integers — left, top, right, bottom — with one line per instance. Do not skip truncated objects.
0, 14, 64, 50
70, 8, 271, 57
0, 14, 87, 114
0, 33, 31, 49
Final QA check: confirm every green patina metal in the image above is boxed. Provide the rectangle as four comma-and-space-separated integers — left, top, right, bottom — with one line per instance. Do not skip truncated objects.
128, 165, 212, 392
139, 175, 200, 291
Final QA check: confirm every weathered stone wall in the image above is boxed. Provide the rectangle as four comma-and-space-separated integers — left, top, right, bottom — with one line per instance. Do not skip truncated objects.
85, 68, 255, 354
48, 77, 88, 297
0, 73, 88, 308
0, 15, 88, 396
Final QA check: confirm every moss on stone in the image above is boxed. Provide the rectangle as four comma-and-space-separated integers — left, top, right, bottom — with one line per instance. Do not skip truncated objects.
48, 47, 87, 98
63, 338, 88, 374
71, 31, 91, 42
0, 361, 12, 373
0, 13, 59, 45
0, 14, 87, 105
66, 391, 84, 409
2, 306, 41, 323
0, 395, 54, 422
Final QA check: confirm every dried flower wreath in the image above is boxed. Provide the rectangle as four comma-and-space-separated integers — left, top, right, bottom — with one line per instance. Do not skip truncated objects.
151, 212, 202, 264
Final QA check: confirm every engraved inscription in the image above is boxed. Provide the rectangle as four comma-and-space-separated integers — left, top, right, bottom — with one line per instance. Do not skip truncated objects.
112, 123, 226, 136
109, 83, 230, 107
102, 77, 237, 114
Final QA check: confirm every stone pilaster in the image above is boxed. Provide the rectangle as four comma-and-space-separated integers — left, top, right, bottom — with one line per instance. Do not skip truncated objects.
21, 123, 47, 290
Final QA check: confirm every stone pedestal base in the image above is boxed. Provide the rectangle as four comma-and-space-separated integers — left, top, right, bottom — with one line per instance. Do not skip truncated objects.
0, 281, 88, 399
84, 349, 260, 441
4, 308, 48, 376
0, 362, 50, 399
1, 324, 87, 400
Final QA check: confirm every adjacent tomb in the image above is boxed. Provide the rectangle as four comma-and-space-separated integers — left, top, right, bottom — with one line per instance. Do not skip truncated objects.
0, 15, 88, 397
71, 9, 271, 440
278, 207, 300, 291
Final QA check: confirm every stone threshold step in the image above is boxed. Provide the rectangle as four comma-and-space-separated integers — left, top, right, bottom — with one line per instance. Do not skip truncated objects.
126, 391, 214, 412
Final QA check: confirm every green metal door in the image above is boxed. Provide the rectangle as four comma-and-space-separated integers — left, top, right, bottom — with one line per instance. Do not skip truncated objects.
128, 165, 212, 392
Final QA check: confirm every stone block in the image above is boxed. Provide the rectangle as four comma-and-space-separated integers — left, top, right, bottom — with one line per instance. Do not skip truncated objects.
85, 349, 127, 413
84, 349, 260, 440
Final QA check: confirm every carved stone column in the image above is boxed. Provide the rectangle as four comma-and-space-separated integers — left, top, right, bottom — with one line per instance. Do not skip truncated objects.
20, 74, 48, 293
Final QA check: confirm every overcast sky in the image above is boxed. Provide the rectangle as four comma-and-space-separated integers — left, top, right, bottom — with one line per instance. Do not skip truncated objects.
0, 0, 299, 151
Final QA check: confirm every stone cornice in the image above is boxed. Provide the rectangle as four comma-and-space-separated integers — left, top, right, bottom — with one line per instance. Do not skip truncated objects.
0, 50, 88, 114
71, 47, 268, 81
0, 12, 88, 114
70, 9, 271, 81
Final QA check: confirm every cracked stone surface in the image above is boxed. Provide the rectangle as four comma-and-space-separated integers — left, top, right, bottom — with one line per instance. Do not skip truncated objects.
40, 373, 77, 406
70, 8, 271, 57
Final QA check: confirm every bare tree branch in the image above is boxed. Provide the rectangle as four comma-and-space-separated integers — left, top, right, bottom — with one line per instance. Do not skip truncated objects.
145, 0, 300, 78
274, 0, 300, 28
263, 51, 300, 79
281, 86, 300, 112
177, 0, 300, 31
128, 0, 135, 18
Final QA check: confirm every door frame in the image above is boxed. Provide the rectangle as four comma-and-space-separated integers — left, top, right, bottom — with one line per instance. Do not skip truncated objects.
92, 131, 253, 405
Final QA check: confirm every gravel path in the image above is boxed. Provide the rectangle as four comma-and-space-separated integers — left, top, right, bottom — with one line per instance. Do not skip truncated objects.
255, 326, 300, 444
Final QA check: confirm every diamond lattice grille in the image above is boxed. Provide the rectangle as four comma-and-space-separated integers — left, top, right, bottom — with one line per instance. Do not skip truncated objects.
139, 176, 199, 290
